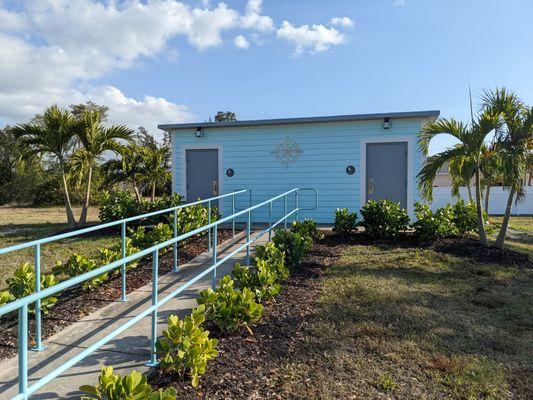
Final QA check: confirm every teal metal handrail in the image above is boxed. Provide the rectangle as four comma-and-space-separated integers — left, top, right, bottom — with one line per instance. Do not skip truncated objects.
1, 187, 318, 400
0, 189, 251, 353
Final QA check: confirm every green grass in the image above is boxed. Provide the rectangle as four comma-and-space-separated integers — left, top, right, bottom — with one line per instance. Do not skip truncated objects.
281, 241, 532, 399
487, 215, 533, 257
0, 206, 118, 289
490, 216, 533, 233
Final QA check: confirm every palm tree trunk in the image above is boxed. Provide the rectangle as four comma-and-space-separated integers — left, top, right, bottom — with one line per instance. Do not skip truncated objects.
466, 184, 473, 202
60, 166, 76, 228
495, 187, 516, 248
151, 182, 156, 202
79, 166, 92, 226
484, 186, 491, 213
475, 169, 488, 246
131, 179, 141, 202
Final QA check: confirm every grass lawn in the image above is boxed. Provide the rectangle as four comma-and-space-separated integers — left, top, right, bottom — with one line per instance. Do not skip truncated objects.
488, 215, 533, 257
281, 237, 532, 399
490, 215, 533, 233
0, 206, 118, 289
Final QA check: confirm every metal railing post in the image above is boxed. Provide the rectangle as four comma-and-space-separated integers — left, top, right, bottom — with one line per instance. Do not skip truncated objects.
212, 225, 218, 290
208, 201, 212, 253
173, 209, 178, 272
284, 194, 288, 229
295, 189, 299, 222
18, 304, 28, 399
246, 210, 251, 265
232, 194, 236, 238
268, 202, 273, 241
31, 243, 45, 351
146, 250, 158, 367
121, 222, 127, 302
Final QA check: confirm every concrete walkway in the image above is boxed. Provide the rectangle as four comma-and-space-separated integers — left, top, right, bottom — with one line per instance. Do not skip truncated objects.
0, 231, 267, 399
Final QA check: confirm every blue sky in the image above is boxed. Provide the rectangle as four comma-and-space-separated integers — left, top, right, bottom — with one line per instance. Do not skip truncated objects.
0, 0, 532, 154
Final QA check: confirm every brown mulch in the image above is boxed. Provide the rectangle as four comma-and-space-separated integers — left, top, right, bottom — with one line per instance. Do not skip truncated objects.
147, 235, 346, 399
0, 230, 233, 360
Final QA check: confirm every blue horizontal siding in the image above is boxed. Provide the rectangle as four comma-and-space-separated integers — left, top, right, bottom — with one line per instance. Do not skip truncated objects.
171, 118, 427, 223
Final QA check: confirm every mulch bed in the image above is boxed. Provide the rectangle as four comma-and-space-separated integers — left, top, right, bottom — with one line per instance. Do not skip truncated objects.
148, 235, 345, 399
0, 230, 233, 361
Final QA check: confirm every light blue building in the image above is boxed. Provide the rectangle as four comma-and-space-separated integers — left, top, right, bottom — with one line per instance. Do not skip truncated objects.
159, 110, 439, 223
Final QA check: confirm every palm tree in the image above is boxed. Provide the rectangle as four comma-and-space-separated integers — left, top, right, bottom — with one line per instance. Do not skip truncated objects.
479, 144, 501, 212
71, 109, 133, 225
481, 88, 533, 248
102, 143, 145, 201
11, 106, 78, 227
448, 156, 474, 201
139, 145, 171, 201
418, 111, 500, 246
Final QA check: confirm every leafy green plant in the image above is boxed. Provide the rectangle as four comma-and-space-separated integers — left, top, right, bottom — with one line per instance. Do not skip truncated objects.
177, 204, 218, 236
253, 242, 288, 280
452, 199, 486, 235
197, 275, 263, 334
156, 305, 218, 388
128, 223, 173, 251
99, 238, 140, 271
0, 290, 14, 306
272, 229, 312, 269
53, 254, 108, 290
290, 218, 324, 241
360, 199, 410, 239
232, 260, 280, 303
412, 202, 458, 241
333, 208, 358, 235
80, 366, 177, 400
6, 263, 58, 313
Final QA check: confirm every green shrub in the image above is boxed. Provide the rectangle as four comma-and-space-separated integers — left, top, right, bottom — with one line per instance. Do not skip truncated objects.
452, 200, 483, 235
197, 275, 263, 334
0, 290, 14, 306
79, 366, 177, 400
156, 305, 218, 388
272, 229, 312, 269
128, 223, 173, 251
412, 202, 458, 241
253, 242, 288, 280
333, 208, 358, 235
53, 254, 108, 290
360, 199, 410, 239
99, 238, 140, 271
6, 263, 58, 313
177, 203, 218, 235
232, 260, 281, 303
290, 218, 324, 241
99, 191, 143, 223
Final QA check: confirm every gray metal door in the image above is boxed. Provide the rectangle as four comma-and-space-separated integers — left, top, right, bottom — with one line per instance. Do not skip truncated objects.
366, 142, 407, 208
186, 149, 219, 202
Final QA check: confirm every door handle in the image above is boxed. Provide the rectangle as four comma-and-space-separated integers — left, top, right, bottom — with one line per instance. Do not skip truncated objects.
368, 177, 374, 194
212, 180, 219, 196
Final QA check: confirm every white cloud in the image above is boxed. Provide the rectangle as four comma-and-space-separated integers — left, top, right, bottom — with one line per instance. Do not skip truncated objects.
329, 17, 354, 28
394, 0, 406, 6
276, 21, 345, 55
0, 0, 353, 127
234, 35, 250, 49
241, 0, 274, 32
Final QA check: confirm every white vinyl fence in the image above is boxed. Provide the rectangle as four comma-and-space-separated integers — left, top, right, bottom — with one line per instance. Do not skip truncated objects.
430, 186, 533, 215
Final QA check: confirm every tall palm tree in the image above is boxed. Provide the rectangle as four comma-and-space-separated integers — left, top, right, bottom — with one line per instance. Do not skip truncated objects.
11, 105, 77, 227
481, 88, 533, 248
448, 156, 474, 201
139, 145, 171, 201
479, 144, 501, 212
72, 109, 133, 225
418, 111, 500, 246
102, 143, 144, 201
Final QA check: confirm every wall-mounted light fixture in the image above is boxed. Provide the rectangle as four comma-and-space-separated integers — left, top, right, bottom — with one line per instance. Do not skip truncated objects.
382, 117, 391, 129
195, 127, 203, 138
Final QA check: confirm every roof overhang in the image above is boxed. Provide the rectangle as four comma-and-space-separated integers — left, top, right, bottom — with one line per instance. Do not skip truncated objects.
158, 110, 440, 132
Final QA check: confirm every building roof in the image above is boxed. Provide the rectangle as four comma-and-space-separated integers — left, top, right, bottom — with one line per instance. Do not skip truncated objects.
158, 110, 440, 131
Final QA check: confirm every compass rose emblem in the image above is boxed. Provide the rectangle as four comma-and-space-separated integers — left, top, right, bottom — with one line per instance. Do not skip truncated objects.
272, 137, 302, 167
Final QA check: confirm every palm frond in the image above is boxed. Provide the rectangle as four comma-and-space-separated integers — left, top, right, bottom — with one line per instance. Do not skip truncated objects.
417, 147, 465, 201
